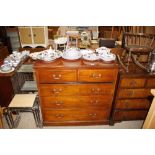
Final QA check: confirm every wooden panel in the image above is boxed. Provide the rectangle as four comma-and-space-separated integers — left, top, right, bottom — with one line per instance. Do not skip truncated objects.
114, 110, 148, 121
146, 79, 155, 88
32, 27, 45, 44
41, 96, 112, 109
43, 109, 109, 122
38, 69, 77, 83
120, 78, 146, 88
78, 69, 117, 82
118, 89, 151, 98
18, 27, 32, 44
116, 99, 151, 110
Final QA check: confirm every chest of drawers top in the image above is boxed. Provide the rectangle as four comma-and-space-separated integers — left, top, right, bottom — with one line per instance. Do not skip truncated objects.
34, 58, 118, 69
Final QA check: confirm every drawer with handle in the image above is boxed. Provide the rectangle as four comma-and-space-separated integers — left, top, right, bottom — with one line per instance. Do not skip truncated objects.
43, 109, 109, 122
146, 78, 155, 88
115, 99, 151, 110
113, 110, 148, 121
118, 89, 151, 98
120, 78, 146, 88
38, 69, 77, 83
41, 96, 112, 109
78, 69, 117, 82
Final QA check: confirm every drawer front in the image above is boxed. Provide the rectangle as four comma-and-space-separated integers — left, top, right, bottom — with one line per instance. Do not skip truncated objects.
41, 96, 112, 109
114, 110, 148, 121
38, 69, 77, 83
43, 109, 109, 122
39, 84, 114, 96
78, 69, 117, 82
120, 78, 146, 88
39, 84, 78, 96
146, 78, 155, 88
78, 84, 114, 96
118, 89, 151, 98
115, 99, 151, 110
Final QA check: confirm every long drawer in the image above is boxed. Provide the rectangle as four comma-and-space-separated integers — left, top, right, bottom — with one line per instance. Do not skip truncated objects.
115, 99, 151, 110
43, 109, 109, 122
78, 69, 117, 82
120, 78, 146, 88
41, 96, 112, 109
39, 84, 114, 96
114, 110, 148, 121
118, 89, 151, 98
38, 69, 77, 83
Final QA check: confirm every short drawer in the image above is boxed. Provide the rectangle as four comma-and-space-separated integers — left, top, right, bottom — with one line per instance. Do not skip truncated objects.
120, 78, 146, 88
39, 84, 78, 96
43, 109, 109, 122
146, 78, 155, 88
114, 110, 148, 121
38, 69, 77, 83
41, 96, 112, 109
118, 89, 151, 98
78, 69, 117, 82
115, 99, 151, 110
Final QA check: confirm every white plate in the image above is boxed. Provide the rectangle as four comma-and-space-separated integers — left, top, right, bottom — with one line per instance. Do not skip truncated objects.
62, 54, 81, 60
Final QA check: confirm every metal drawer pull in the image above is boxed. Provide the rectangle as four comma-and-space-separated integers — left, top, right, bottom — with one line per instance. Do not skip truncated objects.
130, 81, 137, 86
91, 73, 102, 78
55, 114, 64, 118
52, 74, 62, 79
52, 88, 63, 94
90, 100, 99, 104
91, 88, 101, 94
89, 113, 97, 117
55, 101, 64, 106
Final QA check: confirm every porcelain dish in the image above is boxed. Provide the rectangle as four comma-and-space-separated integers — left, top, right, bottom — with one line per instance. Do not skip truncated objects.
83, 53, 99, 61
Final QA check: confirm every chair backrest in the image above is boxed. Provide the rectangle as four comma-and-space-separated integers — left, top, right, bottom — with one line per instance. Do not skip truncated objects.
122, 32, 155, 48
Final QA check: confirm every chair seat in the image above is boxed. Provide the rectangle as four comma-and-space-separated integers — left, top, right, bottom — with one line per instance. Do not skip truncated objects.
9, 94, 37, 108
126, 45, 153, 53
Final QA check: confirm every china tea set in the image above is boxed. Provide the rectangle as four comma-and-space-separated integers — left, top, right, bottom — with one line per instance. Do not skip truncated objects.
0, 50, 29, 73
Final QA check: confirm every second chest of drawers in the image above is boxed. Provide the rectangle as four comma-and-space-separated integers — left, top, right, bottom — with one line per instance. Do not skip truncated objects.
111, 73, 155, 123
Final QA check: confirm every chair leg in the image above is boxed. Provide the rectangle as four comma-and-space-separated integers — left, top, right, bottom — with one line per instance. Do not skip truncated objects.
3, 108, 14, 129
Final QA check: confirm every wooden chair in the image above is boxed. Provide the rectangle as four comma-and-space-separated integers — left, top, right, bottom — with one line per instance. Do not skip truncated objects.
118, 32, 155, 72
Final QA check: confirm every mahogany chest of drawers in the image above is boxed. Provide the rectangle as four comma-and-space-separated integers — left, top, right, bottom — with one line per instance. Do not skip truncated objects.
34, 58, 118, 126
111, 65, 155, 123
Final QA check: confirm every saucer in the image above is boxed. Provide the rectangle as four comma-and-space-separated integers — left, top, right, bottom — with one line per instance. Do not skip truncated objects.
0, 68, 14, 73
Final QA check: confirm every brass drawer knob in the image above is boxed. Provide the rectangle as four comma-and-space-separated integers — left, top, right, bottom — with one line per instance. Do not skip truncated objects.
90, 100, 99, 105
55, 114, 64, 118
89, 113, 97, 117
52, 74, 62, 80
52, 88, 63, 94
91, 73, 102, 78
55, 101, 64, 106
91, 88, 101, 94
